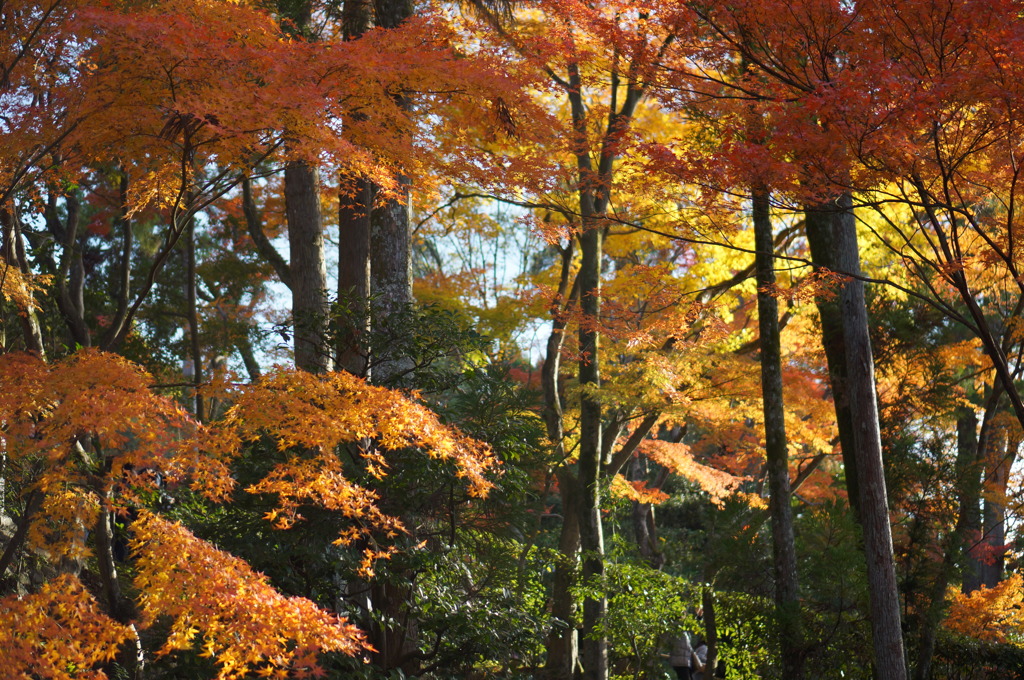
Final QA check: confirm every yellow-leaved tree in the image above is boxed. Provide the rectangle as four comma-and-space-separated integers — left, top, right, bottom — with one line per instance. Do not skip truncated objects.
945, 574, 1024, 645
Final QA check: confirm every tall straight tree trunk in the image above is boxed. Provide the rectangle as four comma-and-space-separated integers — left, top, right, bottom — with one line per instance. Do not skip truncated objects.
562, 46, 642, 678
343, 0, 372, 39
185, 212, 205, 420
369, 182, 412, 380
278, 0, 330, 375
964, 389, 1004, 593
285, 161, 331, 374
369, 186, 410, 317
362, 5, 419, 670
829, 194, 907, 680
981, 418, 1018, 587
546, 470, 581, 680
336, 0, 373, 376
338, 179, 372, 375
753, 188, 803, 679
542, 245, 581, 679
959, 406, 985, 595
577, 215, 607, 680
367, 0, 414, 384
912, 406, 982, 680
805, 207, 860, 520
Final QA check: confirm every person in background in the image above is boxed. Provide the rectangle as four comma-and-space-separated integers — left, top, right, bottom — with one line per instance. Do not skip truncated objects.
692, 636, 708, 680
668, 628, 694, 680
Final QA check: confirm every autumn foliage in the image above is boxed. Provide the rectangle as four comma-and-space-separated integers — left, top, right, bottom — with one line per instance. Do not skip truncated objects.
0, 575, 132, 680
130, 512, 365, 678
0, 349, 495, 678
945, 574, 1024, 645
8, 0, 1024, 677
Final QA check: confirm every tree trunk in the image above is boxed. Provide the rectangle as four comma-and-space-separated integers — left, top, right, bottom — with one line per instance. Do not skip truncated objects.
368, 178, 412, 383
0, 205, 45, 358
702, 586, 719, 680
629, 454, 667, 570
44, 191, 91, 348
754, 188, 803, 679
981, 417, 1018, 587
94, 468, 144, 680
336, 0, 373, 376
559, 45, 642, 680
577, 216, 607, 680
369, 580, 419, 674
805, 206, 860, 521
546, 469, 582, 680
337, 178, 372, 376
831, 195, 907, 680
541, 246, 580, 679
911, 406, 981, 680
284, 160, 331, 374
343, 0, 373, 39
963, 390, 1004, 593
277, 0, 329, 375
185, 212, 205, 421
366, 0, 414, 384
373, 0, 411, 28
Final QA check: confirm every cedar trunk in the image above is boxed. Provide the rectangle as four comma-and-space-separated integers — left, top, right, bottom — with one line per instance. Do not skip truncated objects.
336, 0, 373, 375
185, 213, 205, 420
337, 177, 372, 376
369, 180, 413, 383
753, 189, 803, 679
831, 195, 907, 680
805, 207, 860, 520
284, 160, 331, 374
368, 0, 414, 384
980, 420, 1018, 587
279, 0, 330, 375
577, 218, 607, 680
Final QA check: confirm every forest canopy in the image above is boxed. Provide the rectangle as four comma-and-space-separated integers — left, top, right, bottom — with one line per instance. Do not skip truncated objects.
3, 0, 1024, 679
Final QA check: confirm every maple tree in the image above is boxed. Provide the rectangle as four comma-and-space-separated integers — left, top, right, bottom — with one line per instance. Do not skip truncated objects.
0, 346, 495, 678
10, 0, 1024, 678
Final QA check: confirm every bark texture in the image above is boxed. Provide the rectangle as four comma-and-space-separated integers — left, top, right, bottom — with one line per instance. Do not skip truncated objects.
284, 160, 331, 373
753, 189, 803, 680
278, 0, 330, 374
44, 191, 91, 348
541, 246, 580, 678
337, 179, 372, 376
546, 472, 581, 680
805, 206, 860, 520
186, 214, 205, 420
366, 0, 414, 384
980, 417, 1018, 588
963, 391, 1004, 594
831, 195, 907, 680
336, 0, 373, 375
577, 216, 607, 680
